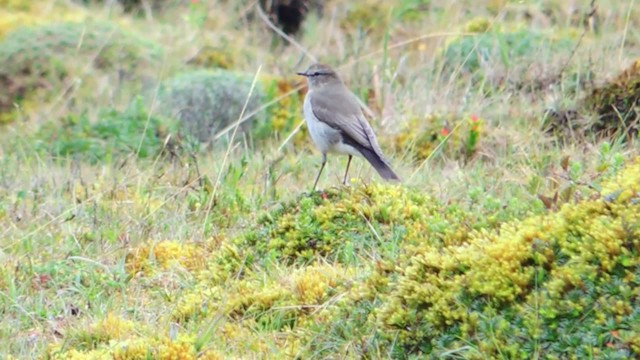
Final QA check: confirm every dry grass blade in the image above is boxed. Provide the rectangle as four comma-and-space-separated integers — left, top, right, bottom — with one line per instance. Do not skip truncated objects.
202, 65, 263, 237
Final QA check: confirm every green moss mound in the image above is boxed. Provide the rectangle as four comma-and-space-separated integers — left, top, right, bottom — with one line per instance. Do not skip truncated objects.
157, 70, 264, 144
0, 21, 161, 117
234, 159, 640, 358
48, 157, 640, 358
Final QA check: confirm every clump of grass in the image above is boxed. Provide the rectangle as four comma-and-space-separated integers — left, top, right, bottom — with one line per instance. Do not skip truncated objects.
156, 70, 264, 144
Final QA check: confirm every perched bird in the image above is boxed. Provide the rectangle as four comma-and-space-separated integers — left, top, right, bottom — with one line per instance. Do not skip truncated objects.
297, 63, 400, 191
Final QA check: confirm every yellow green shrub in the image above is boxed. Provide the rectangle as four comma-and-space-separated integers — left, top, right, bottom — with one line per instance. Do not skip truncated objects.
220, 157, 638, 358
176, 259, 354, 326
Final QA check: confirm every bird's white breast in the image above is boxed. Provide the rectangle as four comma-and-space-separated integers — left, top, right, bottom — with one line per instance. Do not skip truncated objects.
303, 92, 361, 157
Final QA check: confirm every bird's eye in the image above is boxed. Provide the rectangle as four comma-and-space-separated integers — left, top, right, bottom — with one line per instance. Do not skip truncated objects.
313, 72, 320, 76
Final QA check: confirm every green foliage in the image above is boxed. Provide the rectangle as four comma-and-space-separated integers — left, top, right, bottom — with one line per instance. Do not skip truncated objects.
34, 99, 175, 163
157, 70, 264, 144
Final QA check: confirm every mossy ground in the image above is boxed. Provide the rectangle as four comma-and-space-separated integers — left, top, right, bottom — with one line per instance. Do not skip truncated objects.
1, 0, 639, 359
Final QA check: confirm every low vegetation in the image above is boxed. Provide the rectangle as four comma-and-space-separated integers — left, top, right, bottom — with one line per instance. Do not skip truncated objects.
1, 0, 639, 359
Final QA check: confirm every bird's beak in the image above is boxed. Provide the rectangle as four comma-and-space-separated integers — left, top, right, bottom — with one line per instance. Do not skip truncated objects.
296, 71, 309, 77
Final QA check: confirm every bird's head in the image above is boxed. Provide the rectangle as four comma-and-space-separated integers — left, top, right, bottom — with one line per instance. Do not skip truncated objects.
297, 63, 341, 88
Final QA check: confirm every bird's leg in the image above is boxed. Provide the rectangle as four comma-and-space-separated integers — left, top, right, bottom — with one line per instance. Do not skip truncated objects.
312, 153, 327, 192
342, 155, 352, 186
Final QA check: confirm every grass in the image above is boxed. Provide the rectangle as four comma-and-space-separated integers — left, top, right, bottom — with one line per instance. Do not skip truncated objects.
1, 0, 640, 358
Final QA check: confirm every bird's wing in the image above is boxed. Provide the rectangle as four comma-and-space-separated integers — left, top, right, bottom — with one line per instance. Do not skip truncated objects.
310, 85, 398, 179
310, 86, 380, 152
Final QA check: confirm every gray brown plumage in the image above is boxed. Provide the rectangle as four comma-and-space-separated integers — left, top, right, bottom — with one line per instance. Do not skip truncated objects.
297, 63, 400, 190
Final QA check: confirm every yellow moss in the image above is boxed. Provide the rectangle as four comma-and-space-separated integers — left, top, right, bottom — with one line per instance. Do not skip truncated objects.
601, 157, 640, 202
157, 336, 197, 360
112, 339, 153, 360
290, 264, 350, 305
225, 279, 289, 316
48, 347, 112, 360
219, 321, 270, 354
126, 240, 206, 275
53, 333, 203, 360
171, 292, 207, 321
92, 313, 135, 340
198, 349, 224, 360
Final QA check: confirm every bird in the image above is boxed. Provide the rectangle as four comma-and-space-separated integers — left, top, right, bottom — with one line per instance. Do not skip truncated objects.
297, 63, 400, 191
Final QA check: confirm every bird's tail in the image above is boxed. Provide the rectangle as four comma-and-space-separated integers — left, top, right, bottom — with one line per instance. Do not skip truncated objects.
359, 147, 400, 181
